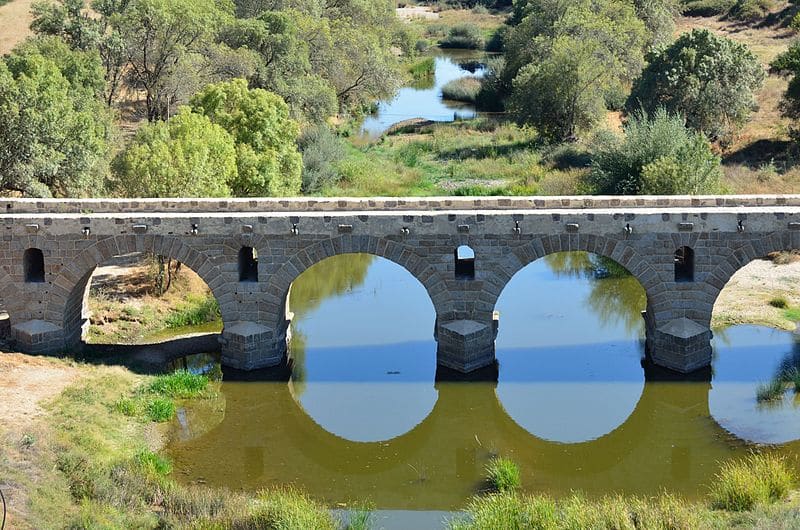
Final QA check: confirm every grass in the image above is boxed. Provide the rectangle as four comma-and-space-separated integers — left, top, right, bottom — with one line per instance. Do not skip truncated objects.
710, 453, 795, 511
756, 378, 786, 402
147, 369, 209, 398
784, 306, 800, 321
441, 77, 482, 103
407, 56, 435, 81
485, 457, 521, 493
769, 296, 789, 308
146, 397, 176, 422
164, 294, 220, 328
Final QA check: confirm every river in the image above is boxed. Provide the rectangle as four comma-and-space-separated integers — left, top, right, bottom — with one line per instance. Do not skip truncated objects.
164, 252, 800, 513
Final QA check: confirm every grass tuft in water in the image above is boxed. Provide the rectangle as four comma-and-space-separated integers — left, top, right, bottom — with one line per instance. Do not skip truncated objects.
709, 453, 794, 511
441, 77, 482, 103
756, 378, 786, 403
146, 397, 175, 422
485, 457, 521, 492
147, 369, 209, 398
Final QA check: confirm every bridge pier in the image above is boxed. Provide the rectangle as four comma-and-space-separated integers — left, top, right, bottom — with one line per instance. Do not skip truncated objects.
220, 320, 289, 370
435, 317, 497, 373
10, 320, 66, 355
644, 312, 713, 373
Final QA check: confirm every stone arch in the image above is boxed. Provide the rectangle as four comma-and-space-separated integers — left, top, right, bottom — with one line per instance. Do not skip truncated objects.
487, 234, 661, 313
706, 231, 795, 328
47, 235, 229, 347
265, 235, 443, 325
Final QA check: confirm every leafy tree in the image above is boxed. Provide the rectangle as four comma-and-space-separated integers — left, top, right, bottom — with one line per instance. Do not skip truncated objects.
0, 37, 112, 197
633, 0, 682, 49
770, 41, 800, 123
627, 29, 765, 141
505, 0, 647, 140
112, 108, 237, 197
590, 108, 721, 195
189, 79, 302, 196
114, 0, 235, 120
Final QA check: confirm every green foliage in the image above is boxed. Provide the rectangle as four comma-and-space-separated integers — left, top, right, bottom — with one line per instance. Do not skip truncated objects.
506, 0, 647, 140
112, 108, 237, 197
190, 78, 302, 196
634, 0, 682, 49
769, 296, 789, 308
440, 23, 485, 49
135, 449, 173, 477
681, 0, 736, 16
785, 306, 800, 321
771, 41, 800, 129
240, 488, 337, 530
590, 108, 721, 195
728, 0, 775, 20
485, 457, 521, 492
407, 57, 435, 80
441, 77, 482, 103
145, 397, 176, 422
113, 397, 138, 416
299, 125, 346, 193
147, 370, 210, 399
628, 29, 765, 141
710, 453, 794, 511
164, 295, 221, 328
0, 36, 112, 197
475, 56, 509, 111
756, 378, 786, 402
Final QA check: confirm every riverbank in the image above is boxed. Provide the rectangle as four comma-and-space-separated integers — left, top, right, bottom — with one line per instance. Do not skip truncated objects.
1, 350, 799, 528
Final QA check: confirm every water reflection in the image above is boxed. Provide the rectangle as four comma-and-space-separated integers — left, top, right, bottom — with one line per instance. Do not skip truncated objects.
287, 255, 438, 442
495, 253, 647, 443
359, 50, 485, 138
166, 252, 800, 510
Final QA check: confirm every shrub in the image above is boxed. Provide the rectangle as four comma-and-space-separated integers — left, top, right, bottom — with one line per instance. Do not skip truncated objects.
475, 57, 509, 112
146, 398, 176, 422
407, 57, 435, 80
590, 109, 721, 195
299, 125, 346, 194
440, 24, 484, 49
485, 457, 521, 492
709, 453, 795, 511
728, 0, 775, 20
148, 370, 209, 399
769, 296, 789, 308
441, 77, 482, 103
681, 0, 736, 16
485, 25, 507, 53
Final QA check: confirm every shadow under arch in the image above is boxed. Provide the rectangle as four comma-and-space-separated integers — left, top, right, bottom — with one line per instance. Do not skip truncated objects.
49, 235, 230, 347
170, 359, 730, 508
284, 252, 440, 443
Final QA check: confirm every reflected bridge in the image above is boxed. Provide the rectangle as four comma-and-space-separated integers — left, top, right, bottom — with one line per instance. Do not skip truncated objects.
3, 195, 800, 375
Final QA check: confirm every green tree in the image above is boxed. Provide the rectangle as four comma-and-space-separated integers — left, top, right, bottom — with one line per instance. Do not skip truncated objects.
189, 79, 302, 196
506, 0, 647, 140
770, 41, 800, 123
0, 37, 112, 197
633, 0, 682, 49
590, 108, 721, 195
112, 108, 237, 197
627, 29, 765, 141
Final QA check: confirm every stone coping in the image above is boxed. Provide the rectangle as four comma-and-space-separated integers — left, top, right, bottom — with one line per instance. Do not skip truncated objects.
4, 195, 800, 214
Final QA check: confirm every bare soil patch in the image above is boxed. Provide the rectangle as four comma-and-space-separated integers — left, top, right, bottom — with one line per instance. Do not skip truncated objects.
0, 353, 78, 427
0, 0, 34, 55
397, 6, 439, 21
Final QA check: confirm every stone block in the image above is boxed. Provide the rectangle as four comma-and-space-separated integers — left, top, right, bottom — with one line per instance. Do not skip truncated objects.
436, 319, 496, 372
10, 319, 64, 354
220, 321, 288, 370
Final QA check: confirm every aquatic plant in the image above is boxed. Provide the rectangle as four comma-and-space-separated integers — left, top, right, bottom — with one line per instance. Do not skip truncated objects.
441, 77, 482, 103
709, 453, 794, 511
147, 369, 209, 398
485, 457, 521, 492
755, 378, 785, 403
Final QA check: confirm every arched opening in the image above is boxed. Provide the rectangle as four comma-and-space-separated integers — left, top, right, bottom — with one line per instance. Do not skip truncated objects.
709, 250, 800, 444
66, 251, 222, 348
23, 248, 45, 283
674, 246, 694, 283
238, 246, 258, 283
454, 245, 475, 280
493, 251, 647, 443
285, 253, 438, 442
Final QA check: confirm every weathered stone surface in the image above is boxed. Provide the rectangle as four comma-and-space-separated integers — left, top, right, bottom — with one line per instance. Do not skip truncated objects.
3, 196, 800, 374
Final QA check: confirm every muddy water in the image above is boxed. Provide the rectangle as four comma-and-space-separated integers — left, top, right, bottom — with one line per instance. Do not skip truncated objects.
165, 252, 800, 510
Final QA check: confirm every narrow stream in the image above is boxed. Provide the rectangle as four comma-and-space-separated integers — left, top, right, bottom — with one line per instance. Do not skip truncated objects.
164, 252, 800, 512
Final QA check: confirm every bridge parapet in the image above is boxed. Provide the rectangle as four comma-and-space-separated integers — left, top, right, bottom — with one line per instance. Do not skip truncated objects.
1, 196, 800, 374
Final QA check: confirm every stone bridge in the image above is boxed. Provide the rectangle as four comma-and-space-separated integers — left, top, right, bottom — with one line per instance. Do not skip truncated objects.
2, 195, 800, 374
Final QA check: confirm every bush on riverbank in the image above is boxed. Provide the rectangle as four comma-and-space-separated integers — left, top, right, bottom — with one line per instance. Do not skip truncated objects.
441, 77, 482, 102
440, 24, 484, 49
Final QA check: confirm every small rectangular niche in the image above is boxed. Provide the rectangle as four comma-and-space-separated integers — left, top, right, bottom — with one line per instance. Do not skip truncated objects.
238, 246, 258, 282
23, 248, 45, 283
674, 246, 694, 283
455, 245, 475, 280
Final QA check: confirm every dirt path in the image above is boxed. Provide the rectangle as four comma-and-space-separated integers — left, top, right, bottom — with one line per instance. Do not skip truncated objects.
396, 6, 439, 21
0, 353, 78, 427
0, 0, 35, 55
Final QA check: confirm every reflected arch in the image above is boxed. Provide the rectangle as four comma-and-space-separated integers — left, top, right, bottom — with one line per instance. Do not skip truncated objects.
284, 252, 439, 443
492, 250, 649, 443
47, 235, 232, 348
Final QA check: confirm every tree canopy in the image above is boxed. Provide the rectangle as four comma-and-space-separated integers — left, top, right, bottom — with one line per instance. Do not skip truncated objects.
627, 29, 765, 142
